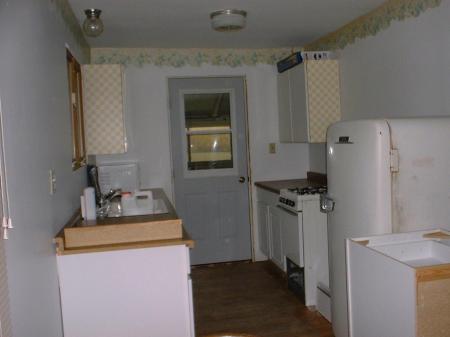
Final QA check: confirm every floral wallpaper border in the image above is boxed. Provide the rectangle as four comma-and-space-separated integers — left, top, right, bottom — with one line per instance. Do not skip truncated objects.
304, 0, 442, 51
91, 48, 298, 67
50, 0, 90, 61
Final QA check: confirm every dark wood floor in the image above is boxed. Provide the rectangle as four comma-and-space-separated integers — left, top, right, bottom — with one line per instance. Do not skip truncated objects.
192, 261, 334, 337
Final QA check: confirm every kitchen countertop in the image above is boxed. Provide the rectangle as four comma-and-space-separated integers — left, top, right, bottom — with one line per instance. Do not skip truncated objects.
254, 172, 327, 194
54, 188, 194, 255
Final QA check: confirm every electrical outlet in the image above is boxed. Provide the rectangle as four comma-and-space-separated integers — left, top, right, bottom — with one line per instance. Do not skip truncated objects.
49, 169, 56, 195
269, 143, 276, 154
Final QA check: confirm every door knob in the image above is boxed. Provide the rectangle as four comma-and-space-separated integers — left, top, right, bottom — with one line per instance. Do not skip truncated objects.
239, 177, 246, 183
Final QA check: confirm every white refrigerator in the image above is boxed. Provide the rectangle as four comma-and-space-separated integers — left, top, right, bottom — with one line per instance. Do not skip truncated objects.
322, 117, 450, 337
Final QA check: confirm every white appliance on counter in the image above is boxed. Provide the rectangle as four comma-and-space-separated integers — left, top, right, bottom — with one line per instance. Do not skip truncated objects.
321, 118, 450, 337
278, 186, 330, 320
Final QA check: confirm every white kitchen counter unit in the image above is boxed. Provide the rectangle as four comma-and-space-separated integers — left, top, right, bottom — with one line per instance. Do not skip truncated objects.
346, 230, 450, 337
57, 244, 194, 337
55, 189, 195, 337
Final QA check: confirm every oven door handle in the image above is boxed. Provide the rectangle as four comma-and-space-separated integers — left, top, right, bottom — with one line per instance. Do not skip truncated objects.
276, 205, 299, 216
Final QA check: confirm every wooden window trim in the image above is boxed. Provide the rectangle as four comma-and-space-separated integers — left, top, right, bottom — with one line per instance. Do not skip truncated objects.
66, 49, 86, 170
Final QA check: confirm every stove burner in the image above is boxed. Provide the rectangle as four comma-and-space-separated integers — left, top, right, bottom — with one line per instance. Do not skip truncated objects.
288, 185, 327, 195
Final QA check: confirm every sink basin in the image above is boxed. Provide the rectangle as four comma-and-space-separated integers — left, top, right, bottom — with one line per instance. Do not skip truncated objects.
122, 198, 168, 217
107, 191, 169, 217
62, 188, 182, 249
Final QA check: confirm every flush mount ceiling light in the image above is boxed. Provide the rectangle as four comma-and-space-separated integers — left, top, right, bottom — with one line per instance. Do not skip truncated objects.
83, 9, 104, 37
210, 9, 247, 32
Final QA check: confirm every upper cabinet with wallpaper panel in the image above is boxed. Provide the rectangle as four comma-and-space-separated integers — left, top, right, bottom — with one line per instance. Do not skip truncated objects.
82, 64, 127, 155
278, 60, 341, 143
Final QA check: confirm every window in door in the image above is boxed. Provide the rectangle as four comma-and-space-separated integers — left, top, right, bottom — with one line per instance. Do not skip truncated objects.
183, 92, 235, 172
66, 49, 86, 170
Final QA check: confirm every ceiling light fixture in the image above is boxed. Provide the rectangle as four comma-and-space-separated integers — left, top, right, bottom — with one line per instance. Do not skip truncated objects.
83, 9, 104, 37
210, 9, 247, 32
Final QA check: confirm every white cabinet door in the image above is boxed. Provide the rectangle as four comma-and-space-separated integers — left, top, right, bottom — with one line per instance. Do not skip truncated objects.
277, 60, 341, 143
269, 206, 284, 269
257, 201, 270, 257
277, 70, 292, 143
305, 60, 341, 143
57, 245, 194, 337
290, 64, 309, 143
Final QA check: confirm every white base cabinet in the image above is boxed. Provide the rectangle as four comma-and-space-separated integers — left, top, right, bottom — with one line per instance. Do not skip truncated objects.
256, 201, 270, 257
57, 245, 195, 337
347, 230, 450, 337
256, 188, 278, 261
256, 186, 330, 315
269, 205, 284, 270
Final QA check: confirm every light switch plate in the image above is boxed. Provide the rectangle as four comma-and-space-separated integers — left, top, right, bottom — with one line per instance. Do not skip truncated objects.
269, 143, 276, 154
49, 169, 56, 195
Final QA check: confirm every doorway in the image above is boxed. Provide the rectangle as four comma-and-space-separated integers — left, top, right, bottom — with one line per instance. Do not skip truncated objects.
168, 77, 251, 265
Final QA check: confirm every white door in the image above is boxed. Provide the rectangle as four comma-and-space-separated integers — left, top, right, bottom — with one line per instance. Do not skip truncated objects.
326, 120, 392, 337
169, 77, 251, 265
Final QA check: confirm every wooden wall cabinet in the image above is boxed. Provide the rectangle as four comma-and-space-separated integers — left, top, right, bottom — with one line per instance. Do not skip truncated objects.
82, 64, 127, 155
278, 60, 341, 143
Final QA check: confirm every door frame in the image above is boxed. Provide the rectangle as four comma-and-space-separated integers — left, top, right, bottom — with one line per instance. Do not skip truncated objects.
166, 75, 255, 261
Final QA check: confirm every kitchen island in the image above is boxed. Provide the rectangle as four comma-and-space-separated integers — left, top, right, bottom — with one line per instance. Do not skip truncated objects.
54, 188, 195, 337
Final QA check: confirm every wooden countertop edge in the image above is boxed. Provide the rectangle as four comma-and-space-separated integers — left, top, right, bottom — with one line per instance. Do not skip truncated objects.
415, 263, 450, 282
55, 228, 194, 256
63, 217, 183, 233
254, 172, 327, 194
254, 181, 282, 194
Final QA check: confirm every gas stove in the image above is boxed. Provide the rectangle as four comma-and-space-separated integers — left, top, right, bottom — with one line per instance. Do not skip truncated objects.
278, 185, 327, 212
287, 186, 328, 195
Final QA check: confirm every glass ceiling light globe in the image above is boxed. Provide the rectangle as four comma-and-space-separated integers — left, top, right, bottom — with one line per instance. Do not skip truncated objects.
210, 9, 247, 32
83, 9, 104, 37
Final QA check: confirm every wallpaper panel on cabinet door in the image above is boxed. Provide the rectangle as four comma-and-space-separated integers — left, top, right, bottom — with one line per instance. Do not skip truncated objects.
82, 65, 126, 155
307, 60, 341, 143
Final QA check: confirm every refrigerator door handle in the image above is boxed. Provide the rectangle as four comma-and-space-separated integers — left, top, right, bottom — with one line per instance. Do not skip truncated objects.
320, 194, 335, 213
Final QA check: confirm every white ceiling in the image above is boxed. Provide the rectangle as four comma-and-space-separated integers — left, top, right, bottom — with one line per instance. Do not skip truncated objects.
68, 0, 387, 48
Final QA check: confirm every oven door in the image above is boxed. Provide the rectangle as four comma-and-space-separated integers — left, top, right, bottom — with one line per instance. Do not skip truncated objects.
277, 205, 304, 268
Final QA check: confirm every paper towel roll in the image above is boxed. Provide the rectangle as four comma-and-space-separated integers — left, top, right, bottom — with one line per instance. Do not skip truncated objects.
80, 195, 86, 219
84, 187, 96, 221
